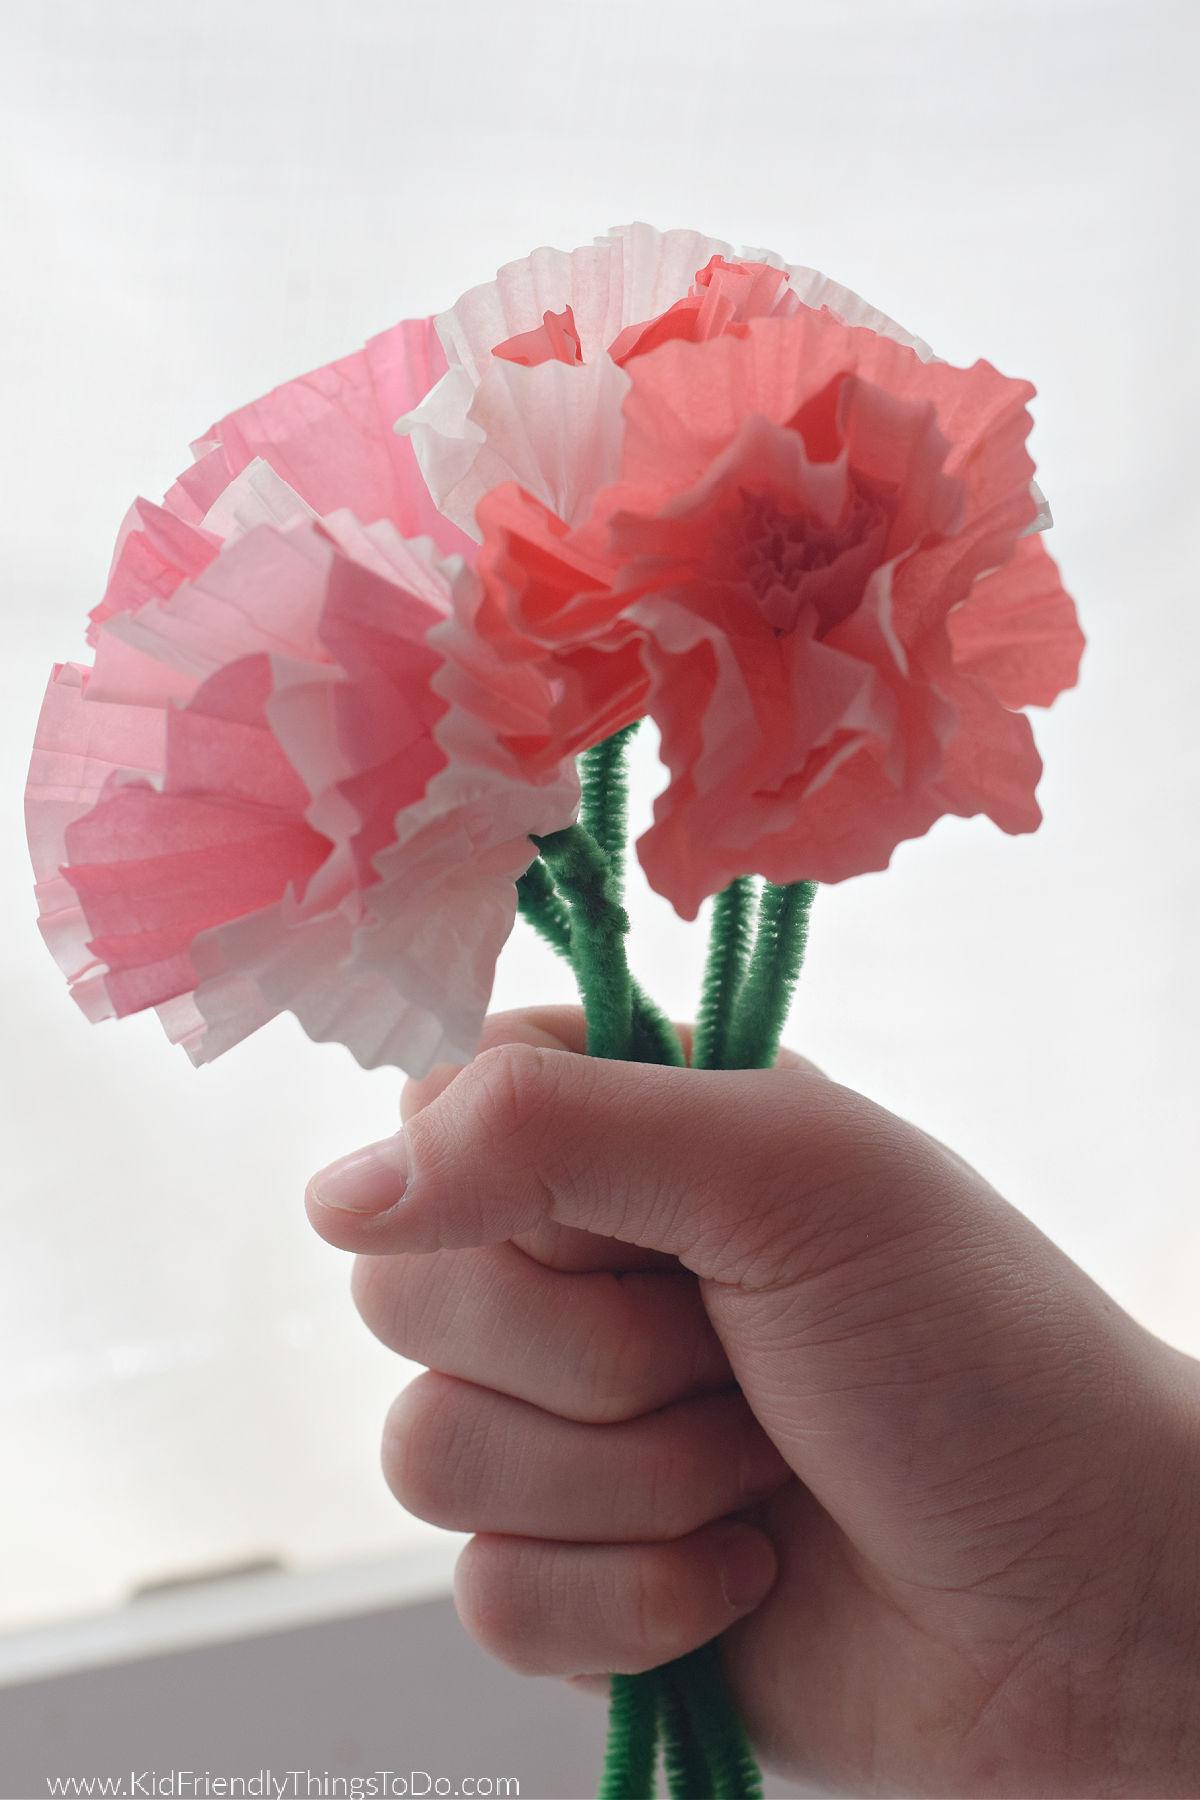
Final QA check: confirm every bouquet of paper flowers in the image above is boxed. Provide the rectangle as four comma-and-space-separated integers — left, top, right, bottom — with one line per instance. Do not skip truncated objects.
24, 224, 1082, 1799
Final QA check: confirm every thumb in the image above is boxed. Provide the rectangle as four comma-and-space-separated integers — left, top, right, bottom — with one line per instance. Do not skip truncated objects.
308, 1039, 872, 1279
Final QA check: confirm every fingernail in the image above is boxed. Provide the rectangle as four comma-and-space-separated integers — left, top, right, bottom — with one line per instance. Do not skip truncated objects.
564, 1675, 611, 1699
713, 1523, 777, 1613
308, 1135, 408, 1214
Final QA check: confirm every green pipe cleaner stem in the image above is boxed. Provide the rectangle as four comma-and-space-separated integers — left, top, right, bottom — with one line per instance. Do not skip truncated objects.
580, 719, 641, 876
727, 880, 817, 1070
597, 1670, 660, 1800
669, 1641, 764, 1800
515, 858, 573, 958
692, 876, 758, 1071
627, 986, 687, 1067
536, 734, 774, 1797
516, 857, 684, 1067
531, 825, 634, 1061
579, 725, 684, 1064
521, 721, 684, 1066
658, 1669, 717, 1798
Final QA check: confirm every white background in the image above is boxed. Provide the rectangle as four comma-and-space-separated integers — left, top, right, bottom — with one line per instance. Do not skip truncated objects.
0, 0, 1197, 1642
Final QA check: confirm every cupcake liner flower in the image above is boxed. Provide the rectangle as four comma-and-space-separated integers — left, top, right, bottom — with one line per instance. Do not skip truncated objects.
451, 274, 1081, 917
26, 495, 577, 1075
27, 308, 575, 1074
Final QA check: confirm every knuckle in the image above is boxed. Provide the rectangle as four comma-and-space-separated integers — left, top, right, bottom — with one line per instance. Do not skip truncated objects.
626, 1550, 691, 1662
566, 1277, 720, 1425
350, 1254, 397, 1343
641, 1428, 721, 1539
380, 1373, 467, 1524
454, 1539, 552, 1675
408, 1042, 562, 1196
692, 1073, 928, 1291
575, 1369, 647, 1427
569, 1299, 657, 1424
466, 1041, 558, 1154
351, 1251, 449, 1360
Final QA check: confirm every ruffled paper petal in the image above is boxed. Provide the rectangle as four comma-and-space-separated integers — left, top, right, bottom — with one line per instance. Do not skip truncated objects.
42, 645, 330, 1020
471, 483, 644, 759
613, 310, 1032, 536
175, 551, 579, 1075
609, 257, 796, 366
199, 457, 319, 541
267, 525, 450, 887
176, 738, 578, 1077
494, 305, 583, 368
927, 664, 1045, 834
403, 354, 630, 537
631, 572, 959, 915
29, 511, 578, 1075
947, 533, 1084, 708
185, 893, 472, 1075
25, 662, 169, 998
608, 397, 963, 633
630, 608, 923, 912
63, 773, 332, 1019
90, 500, 222, 642
163, 317, 472, 561
405, 225, 929, 547
466, 297, 1068, 912
636, 645, 1041, 912
433, 226, 728, 377
354, 765, 578, 1072
26, 664, 165, 882
778, 261, 935, 359
99, 522, 343, 689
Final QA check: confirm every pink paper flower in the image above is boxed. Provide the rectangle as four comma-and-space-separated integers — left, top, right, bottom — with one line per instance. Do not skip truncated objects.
26, 509, 577, 1074
91, 315, 473, 642
465, 295, 1083, 918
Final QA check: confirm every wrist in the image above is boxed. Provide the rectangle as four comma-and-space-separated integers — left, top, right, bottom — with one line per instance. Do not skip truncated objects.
1116, 1347, 1200, 1791
1061, 1343, 1200, 1794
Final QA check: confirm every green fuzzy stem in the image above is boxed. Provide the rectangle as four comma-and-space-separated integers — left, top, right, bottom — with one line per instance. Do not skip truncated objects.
521, 716, 684, 1068
517, 855, 684, 1067
658, 1669, 716, 1798
580, 720, 640, 876
580, 724, 686, 1068
727, 880, 817, 1070
532, 735, 775, 1800
669, 1642, 764, 1800
515, 857, 572, 959
692, 877, 757, 1071
531, 826, 634, 1061
597, 1671, 660, 1800
628, 987, 687, 1067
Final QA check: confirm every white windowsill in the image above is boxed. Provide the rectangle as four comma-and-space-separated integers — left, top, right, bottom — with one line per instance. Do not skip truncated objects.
0, 1540, 463, 1690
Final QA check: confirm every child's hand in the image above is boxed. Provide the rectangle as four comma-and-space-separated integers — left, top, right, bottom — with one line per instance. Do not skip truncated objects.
306, 1008, 1200, 1796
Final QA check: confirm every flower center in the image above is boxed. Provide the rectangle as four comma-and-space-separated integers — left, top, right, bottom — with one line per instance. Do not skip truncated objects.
734, 484, 887, 636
